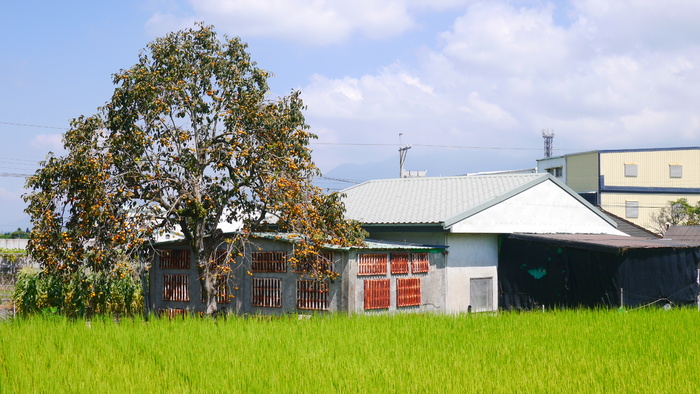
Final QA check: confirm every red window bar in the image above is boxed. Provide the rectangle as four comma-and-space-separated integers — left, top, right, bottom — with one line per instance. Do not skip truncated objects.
252, 277, 282, 308
295, 251, 334, 273
200, 275, 230, 304
163, 274, 190, 301
159, 249, 190, 269
158, 309, 187, 319
397, 277, 421, 307
390, 253, 410, 274
364, 279, 390, 310
411, 253, 430, 274
252, 251, 287, 273
358, 253, 388, 276
296, 280, 329, 310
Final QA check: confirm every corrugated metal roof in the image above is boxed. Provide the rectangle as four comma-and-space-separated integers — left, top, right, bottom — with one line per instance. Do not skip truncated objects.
251, 232, 444, 251
664, 226, 700, 245
341, 174, 549, 225
509, 233, 698, 254
597, 208, 662, 239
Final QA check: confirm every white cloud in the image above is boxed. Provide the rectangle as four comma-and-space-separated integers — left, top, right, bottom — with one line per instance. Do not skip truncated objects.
150, 0, 418, 45
300, 0, 700, 173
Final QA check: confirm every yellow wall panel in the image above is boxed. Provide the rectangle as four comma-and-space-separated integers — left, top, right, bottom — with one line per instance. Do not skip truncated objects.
600, 149, 700, 188
565, 152, 598, 192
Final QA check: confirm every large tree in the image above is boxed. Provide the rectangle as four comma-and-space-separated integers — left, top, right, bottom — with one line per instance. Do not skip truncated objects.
25, 23, 365, 315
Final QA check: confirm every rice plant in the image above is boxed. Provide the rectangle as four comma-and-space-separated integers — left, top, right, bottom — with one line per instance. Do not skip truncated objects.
1, 309, 698, 392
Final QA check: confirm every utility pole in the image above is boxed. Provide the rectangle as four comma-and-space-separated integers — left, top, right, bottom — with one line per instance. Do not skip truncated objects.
399, 133, 411, 178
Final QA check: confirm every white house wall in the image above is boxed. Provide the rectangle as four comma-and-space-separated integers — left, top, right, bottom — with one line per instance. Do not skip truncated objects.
449, 180, 626, 235
445, 233, 499, 313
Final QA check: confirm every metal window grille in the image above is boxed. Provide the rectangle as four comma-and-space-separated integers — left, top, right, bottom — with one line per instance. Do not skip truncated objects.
390, 253, 409, 274
296, 280, 329, 310
358, 253, 388, 276
252, 251, 287, 273
163, 274, 190, 301
212, 250, 230, 265
294, 251, 334, 273
158, 308, 187, 319
159, 249, 190, 269
364, 279, 390, 310
252, 277, 282, 308
411, 253, 430, 273
397, 277, 421, 307
200, 275, 230, 304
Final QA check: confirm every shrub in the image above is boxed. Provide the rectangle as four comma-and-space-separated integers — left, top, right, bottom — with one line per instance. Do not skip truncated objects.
12, 265, 143, 318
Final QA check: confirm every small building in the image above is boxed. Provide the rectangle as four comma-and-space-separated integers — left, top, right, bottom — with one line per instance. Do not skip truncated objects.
149, 233, 447, 316
537, 147, 700, 231
340, 173, 626, 313
499, 233, 699, 309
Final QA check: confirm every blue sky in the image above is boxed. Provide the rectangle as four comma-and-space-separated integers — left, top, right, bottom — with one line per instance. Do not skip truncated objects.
2, 0, 700, 231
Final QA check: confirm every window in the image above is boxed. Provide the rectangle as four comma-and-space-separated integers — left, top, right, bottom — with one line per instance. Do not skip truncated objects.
624, 163, 638, 177
163, 274, 190, 301
390, 253, 409, 274
470, 278, 493, 312
358, 253, 388, 276
411, 253, 430, 273
294, 251, 334, 274
625, 201, 639, 218
158, 309, 187, 318
296, 280, 329, 310
364, 279, 390, 310
252, 251, 287, 273
546, 167, 563, 177
397, 277, 421, 307
252, 278, 282, 307
670, 164, 683, 178
159, 249, 190, 269
201, 275, 230, 304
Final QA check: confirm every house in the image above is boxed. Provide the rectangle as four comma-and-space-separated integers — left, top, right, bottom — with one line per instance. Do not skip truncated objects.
148, 232, 447, 316
340, 173, 627, 313
148, 172, 696, 315
499, 233, 699, 309
537, 147, 700, 231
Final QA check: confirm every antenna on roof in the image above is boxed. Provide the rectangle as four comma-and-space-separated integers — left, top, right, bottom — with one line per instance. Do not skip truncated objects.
542, 129, 555, 158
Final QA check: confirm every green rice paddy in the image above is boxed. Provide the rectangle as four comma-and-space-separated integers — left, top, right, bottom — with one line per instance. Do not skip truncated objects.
1, 309, 698, 392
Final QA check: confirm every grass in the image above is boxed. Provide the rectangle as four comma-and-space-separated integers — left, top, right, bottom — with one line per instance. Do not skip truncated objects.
1, 309, 699, 392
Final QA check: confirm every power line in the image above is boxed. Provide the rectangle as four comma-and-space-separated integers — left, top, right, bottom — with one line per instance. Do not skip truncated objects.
0, 121, 67, 130
0, 172, 32, 178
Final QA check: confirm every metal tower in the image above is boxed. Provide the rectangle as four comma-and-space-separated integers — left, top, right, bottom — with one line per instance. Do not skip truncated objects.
542, 129, 555, 158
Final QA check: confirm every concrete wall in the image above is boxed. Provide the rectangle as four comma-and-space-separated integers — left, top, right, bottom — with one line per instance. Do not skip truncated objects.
346, 249, 446, 314
444, 233, 499, 313
0, 239, 28, 250
149, 238, 348, 315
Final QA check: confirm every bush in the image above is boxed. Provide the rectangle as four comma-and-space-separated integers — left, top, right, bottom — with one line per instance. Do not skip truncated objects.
12, 265, 143, 318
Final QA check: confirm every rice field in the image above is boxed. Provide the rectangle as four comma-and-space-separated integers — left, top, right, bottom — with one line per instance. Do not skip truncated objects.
1, 309, 698, 393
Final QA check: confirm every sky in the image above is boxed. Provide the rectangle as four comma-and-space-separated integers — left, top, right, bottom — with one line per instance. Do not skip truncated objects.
2, 0, 700, 231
